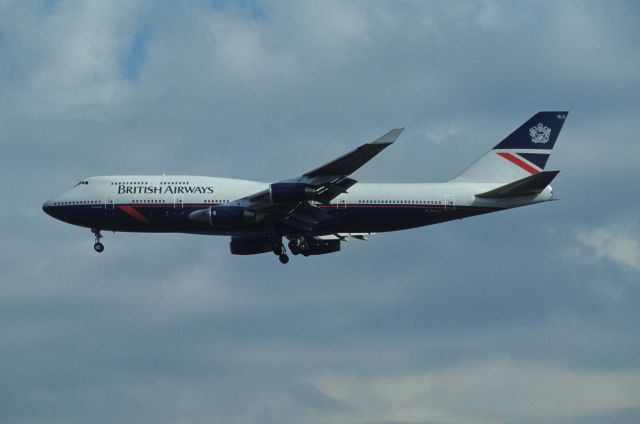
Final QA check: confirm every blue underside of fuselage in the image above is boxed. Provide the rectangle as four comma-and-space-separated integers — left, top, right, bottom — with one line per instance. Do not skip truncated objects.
44, 204, 502, 235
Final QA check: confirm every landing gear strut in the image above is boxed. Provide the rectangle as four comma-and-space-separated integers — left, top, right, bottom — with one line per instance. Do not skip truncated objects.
272, 237, 289, 264
91, 228, 104, 253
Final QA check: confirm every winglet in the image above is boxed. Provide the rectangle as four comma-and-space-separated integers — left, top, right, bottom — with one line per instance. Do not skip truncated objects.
372, 128, 404, 144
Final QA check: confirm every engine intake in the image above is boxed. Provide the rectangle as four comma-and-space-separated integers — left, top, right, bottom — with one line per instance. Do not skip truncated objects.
269, 183, 316, 203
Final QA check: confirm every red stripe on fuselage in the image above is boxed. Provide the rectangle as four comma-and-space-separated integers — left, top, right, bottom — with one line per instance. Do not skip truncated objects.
117, 205, 150, 224
497, 152, 540, 175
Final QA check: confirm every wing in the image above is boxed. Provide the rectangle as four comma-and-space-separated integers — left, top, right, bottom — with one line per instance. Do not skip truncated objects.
193, 128, 403, 233
303, 128, 404, 179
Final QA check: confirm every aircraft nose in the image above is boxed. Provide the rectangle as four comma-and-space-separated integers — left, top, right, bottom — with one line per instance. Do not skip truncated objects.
42, 200, 56, 218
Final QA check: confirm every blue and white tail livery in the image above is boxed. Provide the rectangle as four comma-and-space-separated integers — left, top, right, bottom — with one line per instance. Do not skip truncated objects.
452, 112, 568, 183
43, 112, 568, 264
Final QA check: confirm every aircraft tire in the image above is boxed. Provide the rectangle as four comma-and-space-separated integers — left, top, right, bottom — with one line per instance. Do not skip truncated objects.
94, 242, 104, 253
278, 254, 289, 264
272, 242, 284, 256
288, 241, 300, 255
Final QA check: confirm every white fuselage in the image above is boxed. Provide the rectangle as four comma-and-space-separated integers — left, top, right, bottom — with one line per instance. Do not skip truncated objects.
43, 175, 552, 236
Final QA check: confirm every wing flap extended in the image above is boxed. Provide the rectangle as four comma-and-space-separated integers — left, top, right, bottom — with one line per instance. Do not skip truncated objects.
275, 202, 324, 231
314, 233, 373, 241
476, 170, 559, 199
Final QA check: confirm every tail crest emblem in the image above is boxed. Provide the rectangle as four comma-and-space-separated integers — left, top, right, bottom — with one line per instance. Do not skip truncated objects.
529, 123, 551, 144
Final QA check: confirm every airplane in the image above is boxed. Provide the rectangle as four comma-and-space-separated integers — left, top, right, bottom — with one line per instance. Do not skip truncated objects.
43, 111, 568, 264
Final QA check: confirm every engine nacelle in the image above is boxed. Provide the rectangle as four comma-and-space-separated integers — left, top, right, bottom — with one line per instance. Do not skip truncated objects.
188, 206, 257, 227
230, 236, 273, 255
269, 183, 316, 203
306, 239, 341, 255
211, 206, 256, 227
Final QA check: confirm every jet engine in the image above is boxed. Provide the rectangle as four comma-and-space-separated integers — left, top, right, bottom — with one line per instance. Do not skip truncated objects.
269, 183, 316, 203
189, 206, 256, 227
230, 235, 274, 255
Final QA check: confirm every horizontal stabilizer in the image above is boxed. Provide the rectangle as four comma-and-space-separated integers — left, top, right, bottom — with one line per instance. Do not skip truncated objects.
476, 171, 559, 199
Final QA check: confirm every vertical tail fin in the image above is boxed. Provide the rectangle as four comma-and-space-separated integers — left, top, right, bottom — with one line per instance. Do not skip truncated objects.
451, 112, 568, 183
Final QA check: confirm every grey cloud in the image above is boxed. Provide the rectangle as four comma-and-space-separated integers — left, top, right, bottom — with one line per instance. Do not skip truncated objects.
575, 220, 640, 274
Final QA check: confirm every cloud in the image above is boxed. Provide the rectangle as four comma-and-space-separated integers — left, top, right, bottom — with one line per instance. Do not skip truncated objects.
575, 220, 640, 274
0, 1, 147, 119
313, 361, 640, 424
424, 124, 462, 145
1, 1, 640, 423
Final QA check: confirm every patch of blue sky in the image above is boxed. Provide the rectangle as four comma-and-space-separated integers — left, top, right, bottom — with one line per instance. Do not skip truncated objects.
38, 0, 58, 14
120, 24, 151, 81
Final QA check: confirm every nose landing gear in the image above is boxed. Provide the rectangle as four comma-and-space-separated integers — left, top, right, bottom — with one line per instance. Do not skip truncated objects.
91, 228, 104, 253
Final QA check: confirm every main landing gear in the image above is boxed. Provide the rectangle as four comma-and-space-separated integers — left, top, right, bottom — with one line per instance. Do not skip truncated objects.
272, 238, 289, 264
288, 238, 309, 257
91, 228, 104, 253
272, 236, 312, 263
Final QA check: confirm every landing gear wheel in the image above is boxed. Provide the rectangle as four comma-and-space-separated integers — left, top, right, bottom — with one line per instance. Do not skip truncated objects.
272, 243, 284, 256
271, 234, 290, 263
91, 228, 104, 253
288, 241, 300, 255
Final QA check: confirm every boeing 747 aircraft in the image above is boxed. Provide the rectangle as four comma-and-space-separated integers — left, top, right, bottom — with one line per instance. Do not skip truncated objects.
43, 112, 567, 264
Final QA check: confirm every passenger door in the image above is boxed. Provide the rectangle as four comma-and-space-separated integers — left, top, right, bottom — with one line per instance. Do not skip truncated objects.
174, 194, 184, 217
337, 193, 347, 216
444, 194, 456, 211
104, 193, 116, 215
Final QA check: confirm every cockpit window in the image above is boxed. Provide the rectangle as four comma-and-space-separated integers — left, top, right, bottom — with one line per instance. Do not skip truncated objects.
74, 180, 89, 186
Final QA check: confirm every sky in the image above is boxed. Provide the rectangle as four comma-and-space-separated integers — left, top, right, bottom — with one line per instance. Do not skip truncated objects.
1, 0, 640, 423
